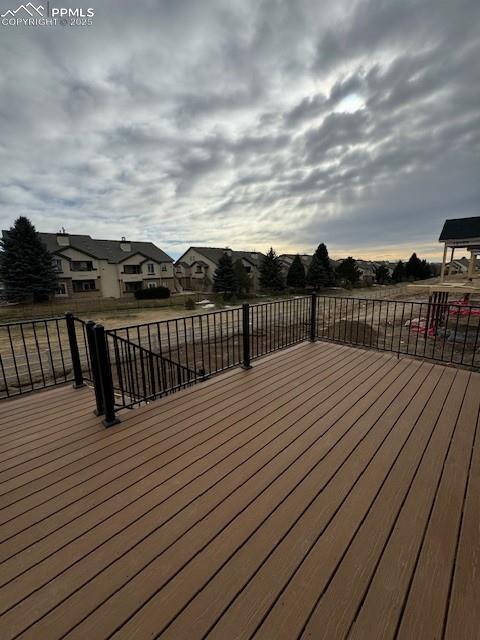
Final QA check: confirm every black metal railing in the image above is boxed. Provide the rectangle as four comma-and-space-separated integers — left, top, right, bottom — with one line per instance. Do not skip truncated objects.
315, 295, 480, 368
107, 331, 199, 408
83, 297, 311, 424
0, 313, 91, 399
2, 294, 479, 427
108, 307, 244, 378
70, 315, 93, 383
249, 297, 311, 358
108, 298, 312, 375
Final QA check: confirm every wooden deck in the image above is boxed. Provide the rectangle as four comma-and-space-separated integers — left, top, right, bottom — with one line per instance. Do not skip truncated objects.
0, 341, 479, 640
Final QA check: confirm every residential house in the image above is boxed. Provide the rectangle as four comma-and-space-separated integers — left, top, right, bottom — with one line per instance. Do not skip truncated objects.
446, 257, 471, 276
279, 254, 342, 279
334, 258, 384, 285
175, 247, 265, 292
280, 254, 396, 286
11, 232, 176, 299
279, 254, 313, 277
354, 259, 377, 285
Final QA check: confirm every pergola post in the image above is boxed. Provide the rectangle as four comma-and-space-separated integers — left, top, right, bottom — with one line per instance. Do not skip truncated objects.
448, 247, 455, 276
440, 244, 448, 282
468, 250, 475, 278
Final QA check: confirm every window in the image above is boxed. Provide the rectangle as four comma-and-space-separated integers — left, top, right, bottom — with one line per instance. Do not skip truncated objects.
195, 265, 203, 273
55, 283, 67, 296
70, 260, 93, 272
161, 265, 167, 272
72, 280, 96, 292
52, 258, 63, 273
245, 266, 252, 273
147, 282, 157, 288
147, 263, 155, 274
123, 264, 142, 274
125, 281, 142, 292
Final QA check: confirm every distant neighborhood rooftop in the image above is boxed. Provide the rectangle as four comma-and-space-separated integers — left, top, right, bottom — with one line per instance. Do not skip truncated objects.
38, 232, 173, 264
175, 246, 265, 266
439, 216, 480, 242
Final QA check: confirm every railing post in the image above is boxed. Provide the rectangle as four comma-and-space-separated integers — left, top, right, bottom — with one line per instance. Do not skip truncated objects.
310, 293, 317, 341
242, 303, 252, 369
85, 320, 104, 417
65, 312, 85, 388
93, 324, 120, 427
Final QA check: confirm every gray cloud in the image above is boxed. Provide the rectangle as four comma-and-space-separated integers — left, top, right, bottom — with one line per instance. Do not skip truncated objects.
0, 0, 479, 260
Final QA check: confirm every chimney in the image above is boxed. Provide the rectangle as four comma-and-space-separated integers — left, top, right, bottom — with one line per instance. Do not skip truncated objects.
120, 236, 131, 252
56, 230, 70, 246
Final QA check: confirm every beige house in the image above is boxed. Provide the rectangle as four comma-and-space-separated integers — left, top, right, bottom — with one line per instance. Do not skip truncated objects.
445, 257, 470, 276
38, 232, 175, 299
175, 247, 265, 292
279, 254, 313, 277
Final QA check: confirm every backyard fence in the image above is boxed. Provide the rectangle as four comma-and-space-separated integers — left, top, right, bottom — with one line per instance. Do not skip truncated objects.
1, 295, 479, 425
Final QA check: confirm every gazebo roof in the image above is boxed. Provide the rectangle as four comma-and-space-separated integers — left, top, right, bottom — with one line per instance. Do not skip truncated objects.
439, 216, 480, 242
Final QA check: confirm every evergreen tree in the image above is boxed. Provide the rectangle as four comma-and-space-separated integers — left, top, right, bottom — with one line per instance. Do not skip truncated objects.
375, 264, 390, 285
286, 254, 306, 289
405, 253, 423, 281
392, 260, 406, 282
213, 252, 237, 294
419, 259, 432, 279
259, 247, 285, 291
233, 259, 251, 295
0, 217, 57, 303
336, 256, 361, 287
314, 243, 335, 286
306, 254, 327, 290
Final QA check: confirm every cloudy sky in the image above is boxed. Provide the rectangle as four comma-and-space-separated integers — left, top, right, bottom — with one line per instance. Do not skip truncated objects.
0, 0, 479, 261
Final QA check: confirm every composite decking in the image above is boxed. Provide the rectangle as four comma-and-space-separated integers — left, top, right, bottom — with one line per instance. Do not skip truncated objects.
0, 341, 479, 639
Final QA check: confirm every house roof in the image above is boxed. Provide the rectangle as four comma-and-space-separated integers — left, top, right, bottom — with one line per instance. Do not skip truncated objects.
29, 233, 173, 264
232, 250, 266, 266
279, 254, 313, 268
439, 216, 480, 242
448, 257, 470, 268
176, 247, 266, 267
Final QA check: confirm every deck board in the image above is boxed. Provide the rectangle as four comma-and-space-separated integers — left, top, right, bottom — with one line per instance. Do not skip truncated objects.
0, 341, 479, 640
345, 369, 469, 640
396, 372, 480, 639
444, 400, 480, 640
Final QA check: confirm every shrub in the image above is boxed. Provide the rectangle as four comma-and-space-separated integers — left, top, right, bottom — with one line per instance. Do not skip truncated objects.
134, 286, 170, 300
184, 297, 196, 310
223, 293, 238, 305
